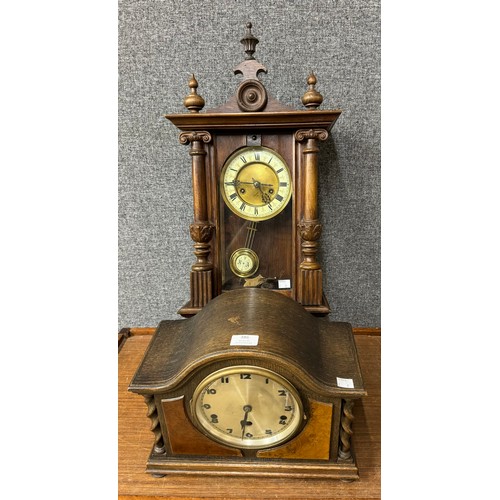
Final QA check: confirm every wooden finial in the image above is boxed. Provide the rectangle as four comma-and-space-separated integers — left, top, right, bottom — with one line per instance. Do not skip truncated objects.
301, 72, 323, 110
240, 22, 259, 60
183, 74, 205, 113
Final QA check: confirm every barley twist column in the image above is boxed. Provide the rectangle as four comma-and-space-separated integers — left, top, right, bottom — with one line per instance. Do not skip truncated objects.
338, 399, 355, 462
144, 395, 165, 454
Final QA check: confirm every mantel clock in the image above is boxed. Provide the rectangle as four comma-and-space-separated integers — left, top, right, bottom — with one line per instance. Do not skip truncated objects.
129, 23, 366, 481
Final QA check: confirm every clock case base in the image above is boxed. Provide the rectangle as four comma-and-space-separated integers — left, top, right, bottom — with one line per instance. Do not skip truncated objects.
144, 450, 359, 480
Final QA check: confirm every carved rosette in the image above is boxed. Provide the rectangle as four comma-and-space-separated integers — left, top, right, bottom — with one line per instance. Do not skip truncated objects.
338, 399, 355, 462
237, 79, 267, 112
144, 395, 165, 454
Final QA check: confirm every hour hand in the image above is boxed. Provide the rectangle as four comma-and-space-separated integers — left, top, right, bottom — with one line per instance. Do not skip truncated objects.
240, 405, 253, 439
224, 179, 241, 187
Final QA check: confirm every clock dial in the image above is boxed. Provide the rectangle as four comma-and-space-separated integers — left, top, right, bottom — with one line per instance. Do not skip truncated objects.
192, 366, 304, 449
221, 146, 292, 222
229, 248, 259, 278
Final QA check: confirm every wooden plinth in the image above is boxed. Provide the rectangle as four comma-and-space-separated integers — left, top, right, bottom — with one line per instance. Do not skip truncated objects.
146, 454, 359, 480
119, 328, 380, 499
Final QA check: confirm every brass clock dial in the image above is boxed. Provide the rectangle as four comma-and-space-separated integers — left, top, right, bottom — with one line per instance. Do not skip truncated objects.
229, 247, 259, 278
221, 146, 292, 222
191, 365, 304, 449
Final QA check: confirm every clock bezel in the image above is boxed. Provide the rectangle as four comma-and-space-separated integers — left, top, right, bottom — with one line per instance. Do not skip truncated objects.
220, 145, 292, 222
229, 247, 260, 278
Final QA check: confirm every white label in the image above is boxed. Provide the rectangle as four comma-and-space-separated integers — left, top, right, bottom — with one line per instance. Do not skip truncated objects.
278, 279, 291, 289
336, 377, 355, 389
230, 334, 259, 346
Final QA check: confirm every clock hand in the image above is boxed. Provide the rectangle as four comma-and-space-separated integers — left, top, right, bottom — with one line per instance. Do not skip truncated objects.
252, 178, 272, 204
240, 404, 253, 439
230, 180, 273, 187
251, 178, 273, 188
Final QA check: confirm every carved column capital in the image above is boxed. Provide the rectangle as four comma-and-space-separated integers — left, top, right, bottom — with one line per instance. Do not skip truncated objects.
298, 219, 322, 242
179, 130, 212, 145
294, 128, 328, 143
298, 219, 322, 272
189, 223, 214, 243
190, 223, 214, 276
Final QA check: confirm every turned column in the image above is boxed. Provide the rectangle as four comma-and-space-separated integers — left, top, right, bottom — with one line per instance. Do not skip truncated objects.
295, 128, 328, 306
338, 399, 355, 462
179, 130, 214, 308
143, 395, 165, 454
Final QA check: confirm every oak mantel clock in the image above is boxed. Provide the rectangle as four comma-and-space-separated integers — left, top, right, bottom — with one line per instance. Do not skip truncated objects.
129, 23, 366, 481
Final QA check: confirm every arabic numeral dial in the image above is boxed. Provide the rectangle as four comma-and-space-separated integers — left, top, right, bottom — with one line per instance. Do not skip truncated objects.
191, 366, 304, 449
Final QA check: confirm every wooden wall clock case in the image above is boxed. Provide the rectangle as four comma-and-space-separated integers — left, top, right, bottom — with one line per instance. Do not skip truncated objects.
128, 23, 366, 481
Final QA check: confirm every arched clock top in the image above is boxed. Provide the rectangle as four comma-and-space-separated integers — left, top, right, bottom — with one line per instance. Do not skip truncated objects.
129, 289, 365, 398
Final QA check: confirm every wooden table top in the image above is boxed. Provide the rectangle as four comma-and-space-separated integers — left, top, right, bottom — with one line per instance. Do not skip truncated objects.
118, 330, 380, 500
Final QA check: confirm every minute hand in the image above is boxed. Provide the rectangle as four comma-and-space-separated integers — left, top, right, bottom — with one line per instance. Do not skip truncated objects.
237, 180, 273, 186
224, 180, 272, 187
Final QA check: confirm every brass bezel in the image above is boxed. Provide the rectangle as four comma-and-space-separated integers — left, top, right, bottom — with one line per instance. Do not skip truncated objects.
220, 146, 292, 222
191, 365, 304, 450
229, 247, 259, 278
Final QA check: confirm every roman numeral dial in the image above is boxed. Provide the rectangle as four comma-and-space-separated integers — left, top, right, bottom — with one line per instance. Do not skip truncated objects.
221, 146, 292, 221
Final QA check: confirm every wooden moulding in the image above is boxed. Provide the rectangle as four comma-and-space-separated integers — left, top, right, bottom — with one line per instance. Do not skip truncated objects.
145, 455, 360, 480
165, 110, 341, 132
119, 325, 380, 342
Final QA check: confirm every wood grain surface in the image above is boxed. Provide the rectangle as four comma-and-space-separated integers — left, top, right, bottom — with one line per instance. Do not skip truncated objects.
118, 330, 380, 499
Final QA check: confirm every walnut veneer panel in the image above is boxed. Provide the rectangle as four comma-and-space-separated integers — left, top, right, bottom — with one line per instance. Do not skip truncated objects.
119, 332, 380, 499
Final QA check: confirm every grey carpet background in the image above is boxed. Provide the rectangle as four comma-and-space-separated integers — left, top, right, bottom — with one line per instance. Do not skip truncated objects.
118, 0, 380, 328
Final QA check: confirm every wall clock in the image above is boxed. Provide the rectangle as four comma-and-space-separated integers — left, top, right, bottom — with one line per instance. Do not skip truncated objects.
129, 23, 366, 481
165, 23, 343, 316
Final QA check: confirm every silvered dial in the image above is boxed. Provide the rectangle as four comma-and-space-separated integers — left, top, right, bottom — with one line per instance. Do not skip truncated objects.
191, 366, 303, 449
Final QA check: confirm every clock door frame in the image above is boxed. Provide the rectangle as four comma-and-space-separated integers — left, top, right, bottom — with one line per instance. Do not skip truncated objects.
166, 110, 341, 316
212, 131, 296, 299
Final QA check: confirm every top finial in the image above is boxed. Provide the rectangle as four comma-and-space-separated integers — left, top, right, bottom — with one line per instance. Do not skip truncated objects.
240, 22, 259, 60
